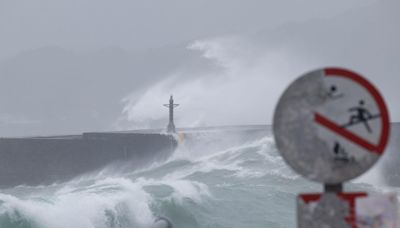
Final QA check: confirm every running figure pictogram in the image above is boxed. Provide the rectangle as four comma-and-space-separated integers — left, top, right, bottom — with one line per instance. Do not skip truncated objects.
342, 100, 380, 133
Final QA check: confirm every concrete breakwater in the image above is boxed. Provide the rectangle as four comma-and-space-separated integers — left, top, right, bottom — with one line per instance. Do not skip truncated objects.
1, 122, 399, 189
0, 125, 270, 188
0, 132, 177, 188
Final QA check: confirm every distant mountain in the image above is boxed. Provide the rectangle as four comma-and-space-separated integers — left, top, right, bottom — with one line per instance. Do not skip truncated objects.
0, 45, 213, 136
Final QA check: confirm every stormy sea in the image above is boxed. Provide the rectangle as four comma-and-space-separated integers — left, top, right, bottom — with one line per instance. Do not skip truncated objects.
0, 126, 398, 228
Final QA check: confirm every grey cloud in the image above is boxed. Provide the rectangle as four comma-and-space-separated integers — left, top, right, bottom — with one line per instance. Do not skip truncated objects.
0, 0, 373, 60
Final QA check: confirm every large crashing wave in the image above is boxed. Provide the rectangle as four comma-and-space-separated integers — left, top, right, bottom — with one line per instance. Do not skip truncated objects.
0, 132, 390, 228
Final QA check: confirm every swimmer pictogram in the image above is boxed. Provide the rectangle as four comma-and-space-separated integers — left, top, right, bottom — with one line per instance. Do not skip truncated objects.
314, 68, 389, 155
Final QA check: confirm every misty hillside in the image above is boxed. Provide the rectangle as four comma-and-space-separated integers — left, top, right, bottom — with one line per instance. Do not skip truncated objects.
0, 45, 216, 136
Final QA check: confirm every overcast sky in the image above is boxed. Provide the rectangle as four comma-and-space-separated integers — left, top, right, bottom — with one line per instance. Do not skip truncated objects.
0, 0, 398, 136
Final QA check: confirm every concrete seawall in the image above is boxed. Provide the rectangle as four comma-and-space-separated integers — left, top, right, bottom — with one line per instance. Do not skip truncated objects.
0, 125, 270, 188
0, 132, 177, 188
3, 123, 398, 189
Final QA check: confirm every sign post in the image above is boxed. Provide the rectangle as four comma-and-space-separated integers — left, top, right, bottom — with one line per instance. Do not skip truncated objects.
273, 67, 395, 227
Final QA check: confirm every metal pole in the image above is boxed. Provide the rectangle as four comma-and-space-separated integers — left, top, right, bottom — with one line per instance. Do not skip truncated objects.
324, 183, 343, 193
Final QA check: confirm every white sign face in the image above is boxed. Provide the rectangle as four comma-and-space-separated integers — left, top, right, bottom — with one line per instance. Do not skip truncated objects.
273, 67, 390, 183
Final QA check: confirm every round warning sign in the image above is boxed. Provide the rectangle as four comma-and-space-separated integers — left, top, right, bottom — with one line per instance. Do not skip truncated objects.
273, 67, 390, 184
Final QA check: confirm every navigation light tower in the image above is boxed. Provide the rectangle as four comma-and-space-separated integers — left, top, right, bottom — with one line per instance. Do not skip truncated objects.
163, 95, 179, 133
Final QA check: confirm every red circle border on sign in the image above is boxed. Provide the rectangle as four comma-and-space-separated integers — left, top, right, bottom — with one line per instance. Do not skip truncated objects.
323, 67, 390, 155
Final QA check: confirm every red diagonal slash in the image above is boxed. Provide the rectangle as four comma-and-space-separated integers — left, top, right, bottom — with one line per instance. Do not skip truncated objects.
319, 67, 390, 155
315, 113, 379, 154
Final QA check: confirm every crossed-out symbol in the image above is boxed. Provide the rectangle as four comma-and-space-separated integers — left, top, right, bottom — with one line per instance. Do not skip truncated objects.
316, 84, 383, 161
327, 84, 380, 134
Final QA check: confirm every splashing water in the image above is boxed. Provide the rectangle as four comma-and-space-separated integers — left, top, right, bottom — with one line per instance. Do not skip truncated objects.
0, 132, 392, 228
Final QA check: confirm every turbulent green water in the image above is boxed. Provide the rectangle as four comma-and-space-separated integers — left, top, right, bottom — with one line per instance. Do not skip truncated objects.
0, 133, 390, 228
